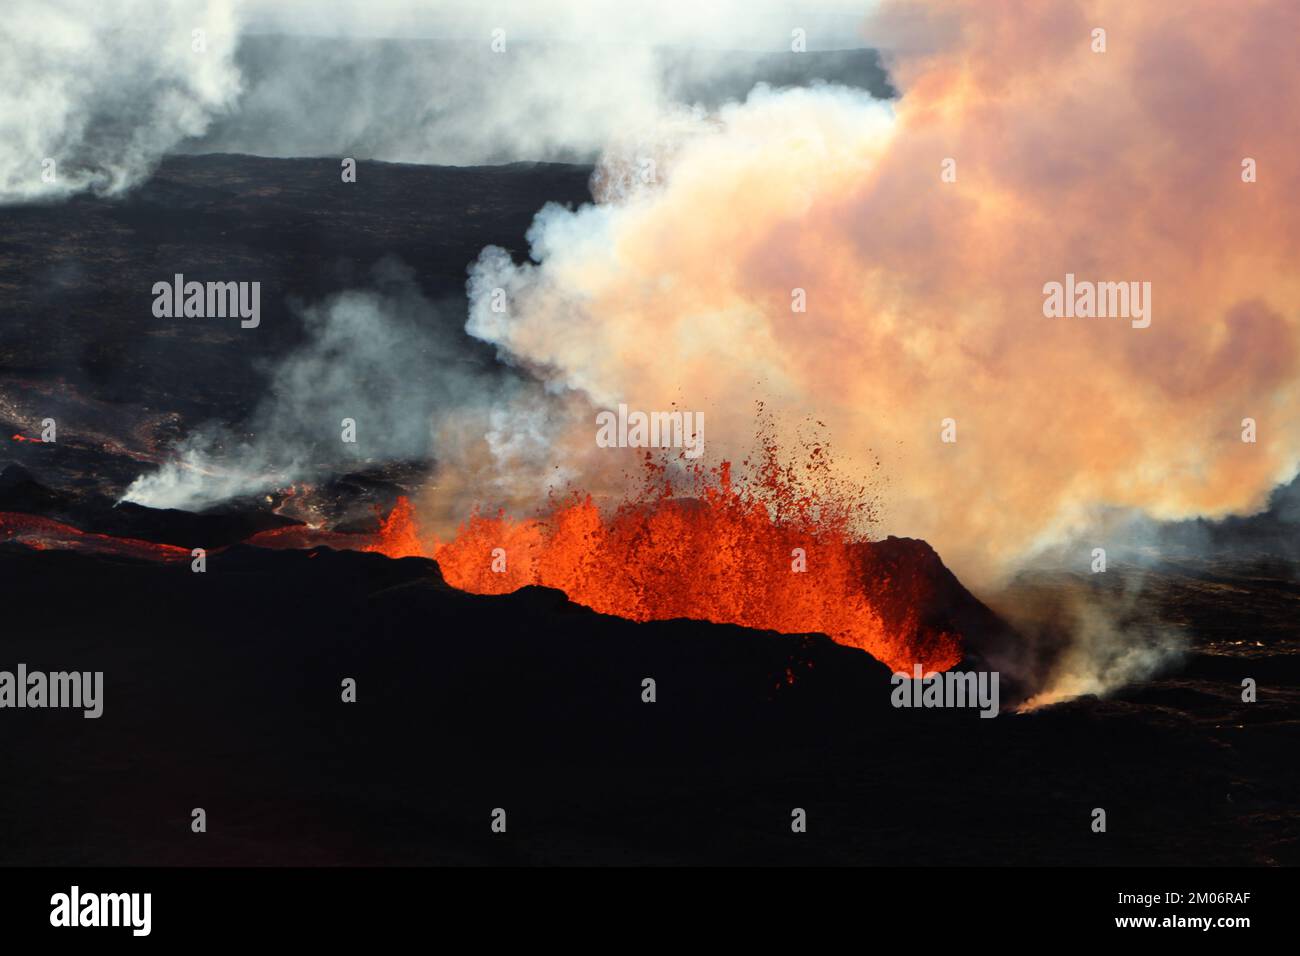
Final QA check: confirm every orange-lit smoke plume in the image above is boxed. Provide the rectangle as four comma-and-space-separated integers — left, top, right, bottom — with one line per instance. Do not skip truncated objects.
455, 0, 1300, 591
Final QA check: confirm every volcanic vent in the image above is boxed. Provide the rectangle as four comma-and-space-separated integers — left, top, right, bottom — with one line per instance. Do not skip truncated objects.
1, 444, 1007, 677
365, 437, 1004, 674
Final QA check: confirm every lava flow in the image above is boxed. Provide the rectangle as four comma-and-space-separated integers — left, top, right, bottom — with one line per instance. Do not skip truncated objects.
0, 513, 192, 563
372, 443, 963, 673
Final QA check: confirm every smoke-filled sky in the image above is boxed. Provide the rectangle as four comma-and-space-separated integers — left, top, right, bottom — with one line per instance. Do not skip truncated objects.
8, 0, 1300, 596
0, 0, 881, 191
464, 0, 1300, 585
0, 0, 241, 201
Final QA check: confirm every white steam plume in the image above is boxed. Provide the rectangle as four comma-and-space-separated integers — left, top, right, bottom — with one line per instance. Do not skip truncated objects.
0, 0, 242, 203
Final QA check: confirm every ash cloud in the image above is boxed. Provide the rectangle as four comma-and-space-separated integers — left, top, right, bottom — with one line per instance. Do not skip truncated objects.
183, 34, 893, 167
3, 1, 884, 202
455, 0, 1300, 702
464, 0, 1300, 589
0, 0, 242, 203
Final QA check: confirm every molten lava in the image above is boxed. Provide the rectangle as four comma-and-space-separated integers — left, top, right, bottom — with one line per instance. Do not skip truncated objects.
1, 426, 964, 673
0, 513, 191, 563
370, 444, 963, 673
364, 496, 424, 559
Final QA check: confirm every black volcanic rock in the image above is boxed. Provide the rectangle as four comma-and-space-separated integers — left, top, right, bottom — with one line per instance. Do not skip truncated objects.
855, 535, 1021, 668
0, 154, 594, 500
0, 470, 1025, 673
0, 541, 1288, 865
0, 463, 72, 511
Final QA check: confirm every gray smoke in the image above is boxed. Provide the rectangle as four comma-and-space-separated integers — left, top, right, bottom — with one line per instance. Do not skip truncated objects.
1, 0, 888, 203
122, 261, 525, 511
0, 0, 242, 203
183, 35, 892, 167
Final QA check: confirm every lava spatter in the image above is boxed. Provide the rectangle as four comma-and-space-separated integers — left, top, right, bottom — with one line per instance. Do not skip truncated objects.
372, 430, 962, 673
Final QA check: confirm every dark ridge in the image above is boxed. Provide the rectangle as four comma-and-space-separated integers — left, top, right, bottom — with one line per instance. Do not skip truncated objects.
0, 541, 1287, 865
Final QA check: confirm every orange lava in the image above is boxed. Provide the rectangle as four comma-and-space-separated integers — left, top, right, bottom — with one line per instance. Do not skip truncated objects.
371, 442, 963, 673
244, 524, 367, 551
0, 513, 192, 563
363, 496, 424, 558
0, 427, 963, 673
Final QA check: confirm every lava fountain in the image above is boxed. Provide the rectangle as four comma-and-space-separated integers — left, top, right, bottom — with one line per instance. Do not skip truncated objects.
372, 435, 964, 673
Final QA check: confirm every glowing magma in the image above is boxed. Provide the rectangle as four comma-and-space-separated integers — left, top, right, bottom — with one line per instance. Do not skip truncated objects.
370, 454, 962, 673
